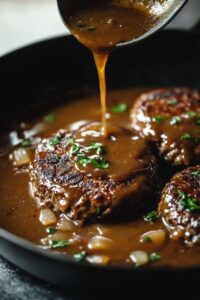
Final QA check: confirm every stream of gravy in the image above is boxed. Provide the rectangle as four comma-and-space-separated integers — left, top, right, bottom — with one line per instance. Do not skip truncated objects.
61, 0, 158, 135
93, 52, 109, 136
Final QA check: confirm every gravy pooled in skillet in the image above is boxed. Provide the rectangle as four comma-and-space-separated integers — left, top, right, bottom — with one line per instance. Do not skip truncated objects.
1, 88, 200, 267
0, 0, 200, 268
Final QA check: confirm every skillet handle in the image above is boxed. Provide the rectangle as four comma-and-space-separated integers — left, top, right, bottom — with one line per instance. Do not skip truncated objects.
166, 0, 200, 31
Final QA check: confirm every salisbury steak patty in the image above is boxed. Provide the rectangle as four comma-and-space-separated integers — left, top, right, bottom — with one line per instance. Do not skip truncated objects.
30, 122, 158, 224
131, 88, 200, 166
159, 165, 200, 246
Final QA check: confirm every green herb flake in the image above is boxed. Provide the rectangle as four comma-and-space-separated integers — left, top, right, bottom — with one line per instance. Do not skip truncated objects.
74, 251, 87, 262
185, 111, 197, 118
111, 103, 128, 113
144, 210, 158, 224
91, 158, 109, 169
86, 26, 96, 32
190, 170, 200, 177
47, 227, 57, 235
96, 207, 101, 216
177, 190, 186, 201
76, 21, 96, 32
78, 156, 109, 169
143, 236, 152, 243
152, 115, 166, 123
177, 190, 200, 213
170, 116, 181, 126
69, 143, 80, 155
182, 199, 200, 213
49, 135, 62, 146
44, 114, 56, 122
180, 133, 193, 141
77, 155, 91, 167
181, 197, 200, 213
150, 252, 161, 262
87, 142, 104, 155
21, 139, 32, 147
52, 240, 69, 249
167, 98, 178, 106
196, 118, 200, 125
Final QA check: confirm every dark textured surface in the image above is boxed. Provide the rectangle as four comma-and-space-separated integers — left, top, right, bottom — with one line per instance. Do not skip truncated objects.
0, 256, 70, 300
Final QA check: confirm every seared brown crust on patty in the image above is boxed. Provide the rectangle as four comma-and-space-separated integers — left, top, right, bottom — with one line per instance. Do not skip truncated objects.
159, 165, 200, 246
30, 124, 158, 224
130, 87, 200, 166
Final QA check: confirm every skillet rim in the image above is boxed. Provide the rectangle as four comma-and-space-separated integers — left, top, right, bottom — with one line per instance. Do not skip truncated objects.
0, 30, 200, 274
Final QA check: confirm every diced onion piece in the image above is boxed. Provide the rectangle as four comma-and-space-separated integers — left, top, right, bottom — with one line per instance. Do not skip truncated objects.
96, 225, 111, 236
170, 227, 184, 240
39, 208, 57, 226
50, 231, 68, 242
129, 251, 149, 266
57, 216, 75, 232
12, 148, 30, 166
86, 255, 110, 265
140, 229, 166, 247
88, 235, 113, 251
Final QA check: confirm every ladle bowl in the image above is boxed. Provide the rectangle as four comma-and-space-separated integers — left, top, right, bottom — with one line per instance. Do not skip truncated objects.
57, 0, 187, 47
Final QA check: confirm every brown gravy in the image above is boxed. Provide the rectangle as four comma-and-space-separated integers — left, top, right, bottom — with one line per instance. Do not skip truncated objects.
0, 88, 200, 267
61, 0, 157, 135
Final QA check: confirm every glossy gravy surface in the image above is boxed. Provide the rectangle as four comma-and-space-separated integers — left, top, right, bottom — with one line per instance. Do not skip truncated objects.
65, 2, 156, 52
61, 0, 158, 135
0, 88, 200, 267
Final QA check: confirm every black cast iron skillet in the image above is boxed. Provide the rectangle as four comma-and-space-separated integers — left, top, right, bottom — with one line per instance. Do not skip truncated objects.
0, 29, 200, 297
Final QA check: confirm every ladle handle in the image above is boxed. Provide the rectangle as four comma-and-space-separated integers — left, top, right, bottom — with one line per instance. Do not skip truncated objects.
166, 0, 200, 31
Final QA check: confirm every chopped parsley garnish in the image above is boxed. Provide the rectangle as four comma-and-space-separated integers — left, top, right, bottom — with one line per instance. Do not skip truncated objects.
177, 190, 200, 213
86, 142, 104, 155
167, 98, 178, 106
77, 155, 109, 169
49, 135, 62, 146
69, 143, 80, 155
52, 240, 69, 249
44, 114, 56, 122
77, 155, 91, 166
96, 207, 105, 219
190, 170, 200, 177
185, 111, 197, 118
86, 26, 96, 32
96, 207, 101, 216
144, 210, 158, 224
91, 158, 109, 169
68, 140, 108, 170
76, 21, 96, 32
170, 116, 181, 126
180, 133, 193, 141
150, 252, 161, 262
69, 142, 104, 156
47, 227, 57, 235
177, 190, 186, 200
181, 198, 200, 213
196, 118, 200, 125
111, 103, 128, 113
73, 251, 87, 262
21, 139, 32, 147
143, 236, 152, 243
152, 115, 165, 123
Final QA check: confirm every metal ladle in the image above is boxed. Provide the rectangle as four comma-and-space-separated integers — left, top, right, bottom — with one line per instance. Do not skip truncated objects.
57, 0, 187, 47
